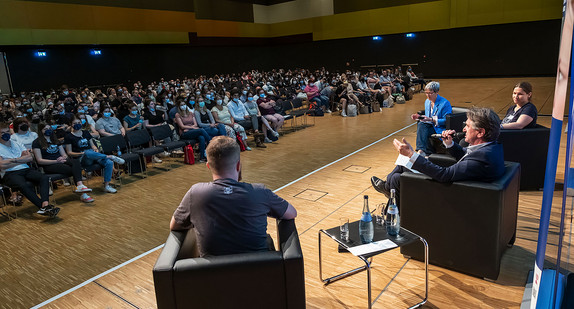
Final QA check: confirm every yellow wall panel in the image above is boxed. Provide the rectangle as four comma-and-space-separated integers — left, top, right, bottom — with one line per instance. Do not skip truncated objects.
238, 22, 268, 38
408, 0, 451, 32
25, 1, 96, 30
195, 20, 240, 37
268, 18, 313, 37
141, 10, 197, 32
0, 29, 35, 45
368, 5, 411, 35
465, 0, 505, 27
0, 1, 33, 29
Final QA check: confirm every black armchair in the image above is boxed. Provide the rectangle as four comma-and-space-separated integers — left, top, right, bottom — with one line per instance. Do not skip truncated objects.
399, 162, 520, 280
153, 219, 306, 309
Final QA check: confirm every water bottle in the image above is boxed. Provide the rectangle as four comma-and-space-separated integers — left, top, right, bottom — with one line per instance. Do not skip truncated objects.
385, 189, 400, 236
116, 146, 122, 157
359, 195, 374, 243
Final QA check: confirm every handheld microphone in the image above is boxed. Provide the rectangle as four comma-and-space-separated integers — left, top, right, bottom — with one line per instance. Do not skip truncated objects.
417, 115, 425, 120
430, 132, 465, 139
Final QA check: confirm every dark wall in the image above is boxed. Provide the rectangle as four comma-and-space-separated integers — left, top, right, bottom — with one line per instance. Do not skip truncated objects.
2, 19, 560, 92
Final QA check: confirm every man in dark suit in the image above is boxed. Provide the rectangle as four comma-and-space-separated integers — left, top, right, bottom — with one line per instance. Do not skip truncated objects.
371, 107, 505, 206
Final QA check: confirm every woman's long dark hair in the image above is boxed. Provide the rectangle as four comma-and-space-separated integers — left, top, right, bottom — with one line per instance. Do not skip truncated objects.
37, 122, 59, 149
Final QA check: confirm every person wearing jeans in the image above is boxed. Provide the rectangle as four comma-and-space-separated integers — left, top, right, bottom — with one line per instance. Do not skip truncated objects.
64, 116, 124, 193
193, 100, 226, 138
175, 100, 211, 161
0, 123, 59, 217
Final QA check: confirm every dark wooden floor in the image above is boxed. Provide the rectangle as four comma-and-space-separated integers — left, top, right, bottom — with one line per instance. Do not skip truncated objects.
1, 77, 571, 308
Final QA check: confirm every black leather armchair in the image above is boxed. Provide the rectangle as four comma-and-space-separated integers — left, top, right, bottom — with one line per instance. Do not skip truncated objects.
399, 162, 520, 280
153, 219, 305, 309
498, 125, 549, 190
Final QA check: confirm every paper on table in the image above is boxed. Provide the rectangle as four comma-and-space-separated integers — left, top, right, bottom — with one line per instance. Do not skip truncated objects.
395, 154, 421, 174
347, 239, 398, 256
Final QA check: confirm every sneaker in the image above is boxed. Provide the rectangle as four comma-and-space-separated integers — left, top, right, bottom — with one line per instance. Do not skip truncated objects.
104, 185, 117, 194
272, 130, 280, 138
325, 109, 332, 113
49, 206, 60, 218
264, 137, 273, 143
74, 184, 92, 193
172, 149, 184, 155
63, 179, 71, 186
199, 157, 207, 163
80, 193, 94, 203
37, 206, 50, 215
49, 187, 53, 196
159, 151, 171, 157
109, 155, 125, 165
245, 146, 252, 151
341, 111, 347, 117
153, 156, 163, 163
371, 176, 391, 198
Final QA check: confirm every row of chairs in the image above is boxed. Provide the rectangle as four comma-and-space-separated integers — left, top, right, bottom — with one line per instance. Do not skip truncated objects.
0, 124, 193, 220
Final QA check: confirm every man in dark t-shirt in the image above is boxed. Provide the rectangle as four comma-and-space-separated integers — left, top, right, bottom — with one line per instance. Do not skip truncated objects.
170, 136, 297, 256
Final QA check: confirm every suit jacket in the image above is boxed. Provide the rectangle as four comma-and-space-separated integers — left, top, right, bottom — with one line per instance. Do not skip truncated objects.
412, 142, 505, 183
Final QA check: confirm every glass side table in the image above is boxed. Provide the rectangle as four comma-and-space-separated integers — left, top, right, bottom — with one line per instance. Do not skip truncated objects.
318, 220, 428, 308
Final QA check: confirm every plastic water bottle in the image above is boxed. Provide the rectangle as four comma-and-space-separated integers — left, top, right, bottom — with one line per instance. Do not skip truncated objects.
116, 146, 122, 156
359, 195, 374, 243
386, 189, 400, 236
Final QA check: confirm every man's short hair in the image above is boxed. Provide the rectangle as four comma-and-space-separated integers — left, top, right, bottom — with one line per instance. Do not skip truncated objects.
206, 136, 240, 174
425, 81, 440, 93
466, 107, 501, 142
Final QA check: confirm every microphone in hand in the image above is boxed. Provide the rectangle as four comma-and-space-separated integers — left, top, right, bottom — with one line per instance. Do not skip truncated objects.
430, 132, 465, 139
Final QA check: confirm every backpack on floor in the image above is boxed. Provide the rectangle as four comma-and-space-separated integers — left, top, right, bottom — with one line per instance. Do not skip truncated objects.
184, 144, 195, 165
406, 87, 414, 101
236, 132, 246, 151
395, 94, 406, 104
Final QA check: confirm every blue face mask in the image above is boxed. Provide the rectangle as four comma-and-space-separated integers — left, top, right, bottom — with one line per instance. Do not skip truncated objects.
198, 101, 205, 108
83, 106, 89, 111
259, 94, 265, 98
165, 99, 170, 103
216, 100, 223, 105
248, 97, 253, 101
242, 90, 247, 95
103, 112, 111, 118
233, 98, 239, 103
78, 109, 85, 114
44, 129, 53, 136
189, 100, 195, 105
1, 132, 10, 141
73, 123, 82, 130
149, 107, 155, 112
59, 110, 65, 115
81, 119, 86, 125
26, 108, 33, 113
51, 124, 58, 130
131, 110, 138, 115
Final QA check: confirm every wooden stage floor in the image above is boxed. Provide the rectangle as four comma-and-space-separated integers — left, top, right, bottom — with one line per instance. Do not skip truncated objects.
1, 77, 572, 308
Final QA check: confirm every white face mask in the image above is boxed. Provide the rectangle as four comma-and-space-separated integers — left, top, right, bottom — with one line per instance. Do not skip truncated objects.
179, 105, 187, 110
217, 100, 223, 105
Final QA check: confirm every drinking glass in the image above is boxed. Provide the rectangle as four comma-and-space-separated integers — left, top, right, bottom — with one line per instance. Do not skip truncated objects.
339, 217, 349, 241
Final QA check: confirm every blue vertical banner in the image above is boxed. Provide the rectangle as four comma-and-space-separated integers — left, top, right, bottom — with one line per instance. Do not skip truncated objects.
531, 1, 574, 308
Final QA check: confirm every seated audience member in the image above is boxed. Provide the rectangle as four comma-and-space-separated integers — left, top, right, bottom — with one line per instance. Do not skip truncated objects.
143, 99, 166, 129
11, 117, 37, 150
175, 100, 211, 162
211, 96, 251, 151
96, 106, 125, 137
32, 123, 95, 202
122, 102, 144, 132
169, 136, 297, 256
227, 92, 266, 148
501, 82, 538, 129
244, 92, 276, 143
406, 66, 426, 89
410, 81, 452, 156
305, 77, 330, 113
371, 107, 505, 207
256, 89, 284, 136
193, 99, 226, 138
0, 123, 59, 217
64, 117, 124, 194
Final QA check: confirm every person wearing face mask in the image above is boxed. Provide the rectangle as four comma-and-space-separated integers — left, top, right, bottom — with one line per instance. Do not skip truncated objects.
194, 99, 226, 139
406, 66, 426, 89
211, 95, 251, 151
10, 118, 38, 150
305, 77, 330, 113
243, 92, 277, 144
256, 90, 284, 138
0, 123, 59, 217
58, 87, 78, 105
227, 92, 266, 148
143, 99, 167, 129
32, 123, 95, 202
122, 102, 144, 132
96, 107, 126, 137
65, 116, 124, 194
175, 101, 211, 162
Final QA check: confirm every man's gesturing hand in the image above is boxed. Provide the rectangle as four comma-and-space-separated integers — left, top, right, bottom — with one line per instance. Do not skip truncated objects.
393, 138, 414, 158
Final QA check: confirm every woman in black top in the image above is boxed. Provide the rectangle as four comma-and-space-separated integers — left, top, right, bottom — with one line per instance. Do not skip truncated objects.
142, 99, 166, 128
32, 122, 94, 202
501, 82, 538, 129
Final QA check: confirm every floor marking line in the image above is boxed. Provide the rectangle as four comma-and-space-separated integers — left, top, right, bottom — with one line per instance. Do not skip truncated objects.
372, 258, 412, 305
31, 122, 415, 308
93, 281, 141, 309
